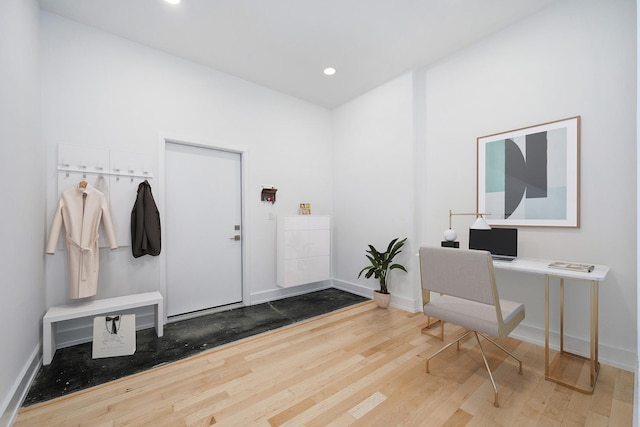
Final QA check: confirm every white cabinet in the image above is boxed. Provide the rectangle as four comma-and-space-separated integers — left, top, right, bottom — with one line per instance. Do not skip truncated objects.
277, 215, 330, 287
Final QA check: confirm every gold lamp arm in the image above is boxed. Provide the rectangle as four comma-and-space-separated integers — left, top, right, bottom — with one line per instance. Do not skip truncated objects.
448, 209, 491, 229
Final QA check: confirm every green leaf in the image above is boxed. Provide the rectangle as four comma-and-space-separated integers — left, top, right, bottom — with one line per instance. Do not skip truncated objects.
389, 264, 407, 272
386, 238, 398, 254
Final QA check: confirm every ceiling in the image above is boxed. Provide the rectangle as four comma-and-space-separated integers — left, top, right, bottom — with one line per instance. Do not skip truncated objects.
38, 0, 559, 109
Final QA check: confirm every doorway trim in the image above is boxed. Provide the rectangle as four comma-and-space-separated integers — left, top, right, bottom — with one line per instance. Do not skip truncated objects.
157, 133, 250, 324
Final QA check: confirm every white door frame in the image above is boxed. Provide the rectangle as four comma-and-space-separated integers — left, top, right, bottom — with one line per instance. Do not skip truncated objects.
157, 133, 250, 323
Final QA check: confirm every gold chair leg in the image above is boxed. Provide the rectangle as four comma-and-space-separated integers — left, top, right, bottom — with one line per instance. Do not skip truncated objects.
474, 332, 500, 408
425, 330, 473, 373
421, 316, 445, 341
477, 332, 523, 374
426, 330, 524, 408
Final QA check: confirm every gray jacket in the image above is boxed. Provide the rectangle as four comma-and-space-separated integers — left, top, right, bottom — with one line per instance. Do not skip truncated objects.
131, 180, 161, 258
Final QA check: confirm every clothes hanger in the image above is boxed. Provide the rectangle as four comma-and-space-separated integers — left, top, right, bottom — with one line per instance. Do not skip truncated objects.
79, 180, 88, 189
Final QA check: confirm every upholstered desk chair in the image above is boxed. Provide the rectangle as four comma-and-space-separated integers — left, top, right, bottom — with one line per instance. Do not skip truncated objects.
419, 246, 525, 407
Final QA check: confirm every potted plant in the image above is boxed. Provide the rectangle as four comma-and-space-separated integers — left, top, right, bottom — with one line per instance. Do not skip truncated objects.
358, 237, 408, 308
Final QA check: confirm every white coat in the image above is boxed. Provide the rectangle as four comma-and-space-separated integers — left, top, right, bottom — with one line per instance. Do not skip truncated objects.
46, 182, 118, 299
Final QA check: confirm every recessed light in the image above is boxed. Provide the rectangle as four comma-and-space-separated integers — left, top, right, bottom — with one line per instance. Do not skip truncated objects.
323, 67, 336, 76
165, 0, 180, 5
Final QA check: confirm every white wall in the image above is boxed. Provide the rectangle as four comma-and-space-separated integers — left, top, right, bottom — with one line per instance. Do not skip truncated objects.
422, 0, 636, 369
41, 12, 333, 341
332, 73, 418, 310
0, 0, 44, 423
636, 0, 639, 421
2, 0, 636, 419
329, 1, 637, 371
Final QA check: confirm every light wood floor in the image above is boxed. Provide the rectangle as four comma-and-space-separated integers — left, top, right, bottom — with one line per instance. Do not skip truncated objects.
16, 302, 634, 426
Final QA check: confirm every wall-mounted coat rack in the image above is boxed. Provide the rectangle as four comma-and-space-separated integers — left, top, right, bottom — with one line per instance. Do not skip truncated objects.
55, 144, 155, 247
57, 145, 153, 181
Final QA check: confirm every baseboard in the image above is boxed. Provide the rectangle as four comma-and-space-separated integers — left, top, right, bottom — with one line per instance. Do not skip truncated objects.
249, 281, 331, 305
0, 345, 40, 427
509, 323, 636, 372
331, 279, 416, 312
330, 280, 371, 299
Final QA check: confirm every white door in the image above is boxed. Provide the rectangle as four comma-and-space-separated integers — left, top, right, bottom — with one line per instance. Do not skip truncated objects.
165, 142, 243, 316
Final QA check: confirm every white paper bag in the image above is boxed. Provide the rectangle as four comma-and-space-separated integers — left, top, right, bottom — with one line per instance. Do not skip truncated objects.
92, 314, 136, 359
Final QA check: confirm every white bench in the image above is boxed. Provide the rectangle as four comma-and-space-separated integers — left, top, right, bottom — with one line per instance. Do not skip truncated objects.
43, 291, 164, 365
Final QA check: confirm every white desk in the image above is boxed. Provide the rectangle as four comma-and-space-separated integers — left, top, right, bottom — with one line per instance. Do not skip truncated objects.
493, 257, 609, 394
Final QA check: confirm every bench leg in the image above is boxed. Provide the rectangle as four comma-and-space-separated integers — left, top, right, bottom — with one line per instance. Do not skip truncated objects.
154, 302, 164, 337
43, 321, 56, 366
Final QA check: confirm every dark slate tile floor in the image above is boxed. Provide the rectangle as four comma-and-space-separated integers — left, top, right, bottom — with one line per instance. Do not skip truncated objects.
24, 288, 368, 406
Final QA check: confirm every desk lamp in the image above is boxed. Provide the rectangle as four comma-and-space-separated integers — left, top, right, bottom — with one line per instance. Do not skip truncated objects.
442, 209, 491, 248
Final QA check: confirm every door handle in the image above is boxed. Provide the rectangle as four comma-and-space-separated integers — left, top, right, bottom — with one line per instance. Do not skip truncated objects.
230, 235, 241, 241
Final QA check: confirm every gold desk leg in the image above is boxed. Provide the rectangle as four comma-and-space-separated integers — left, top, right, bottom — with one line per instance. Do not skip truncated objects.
544, 275, 550, 379
545, 275, 600, 394
560, 279, 564, 353
591, 280, 599, 387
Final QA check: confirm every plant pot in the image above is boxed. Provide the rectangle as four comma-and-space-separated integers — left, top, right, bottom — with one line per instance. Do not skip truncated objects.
373, 290, 391, 308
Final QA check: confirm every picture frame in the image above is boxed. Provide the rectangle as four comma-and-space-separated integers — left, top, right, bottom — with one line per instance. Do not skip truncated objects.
477, 116, 580, 227
299, 203, 311, 215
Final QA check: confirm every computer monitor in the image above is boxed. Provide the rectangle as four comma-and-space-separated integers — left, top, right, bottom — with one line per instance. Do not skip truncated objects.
468, 228, 518, 260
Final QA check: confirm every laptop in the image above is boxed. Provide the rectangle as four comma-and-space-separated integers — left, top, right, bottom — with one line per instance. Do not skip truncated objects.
468, 228, 518, 261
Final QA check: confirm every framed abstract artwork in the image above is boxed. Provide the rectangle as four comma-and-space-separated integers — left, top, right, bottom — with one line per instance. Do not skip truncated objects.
477, 116, 580, 227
